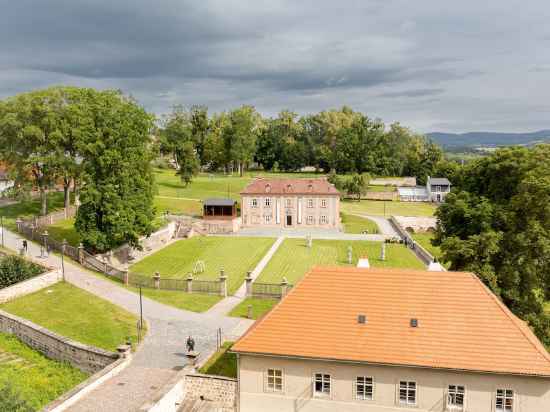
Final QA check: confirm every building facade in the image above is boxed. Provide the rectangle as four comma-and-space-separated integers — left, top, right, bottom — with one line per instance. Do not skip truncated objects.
240, 178, 340, 229
426, 176, 451, 202
233, 267, 550, 412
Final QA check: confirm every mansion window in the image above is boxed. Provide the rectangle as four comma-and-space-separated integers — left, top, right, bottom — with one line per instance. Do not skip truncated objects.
265, 198, 272, 207
265, 369, 283, 392
447, 385, 465, 410
264, 215, 272, 224
321, 199, 327, 208
251, 198, 258, 208
307, 198, 314, 208
314, 373, 331, 397
399, 381, 416, 406
356, 376, 374, 400
285, 198, 292, 208
320, 215, 328, 224
496, 389, 514, 412
307, 215, 314, 225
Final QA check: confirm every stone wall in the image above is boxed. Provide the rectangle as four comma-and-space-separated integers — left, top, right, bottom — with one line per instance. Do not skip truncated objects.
394, 215, 437, 233
363, 191, 398, 201
0, 269, 61, 304
0, 309, 119, 374
184, 373, 237, 408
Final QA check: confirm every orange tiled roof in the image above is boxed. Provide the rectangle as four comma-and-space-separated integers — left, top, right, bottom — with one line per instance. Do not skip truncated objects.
233, 267, 550, 377
240, 177, 339, 195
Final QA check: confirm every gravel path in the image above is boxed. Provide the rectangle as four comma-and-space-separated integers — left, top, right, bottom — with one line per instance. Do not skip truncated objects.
351, 214, 401, 238
2, 228, 253, 411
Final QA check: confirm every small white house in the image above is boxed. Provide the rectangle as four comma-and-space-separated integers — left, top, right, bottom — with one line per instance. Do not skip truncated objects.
398, 176, 451, 202
0, 170, 13, 195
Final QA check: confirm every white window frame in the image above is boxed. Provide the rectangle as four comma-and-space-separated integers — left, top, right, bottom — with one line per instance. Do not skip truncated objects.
285, 198, 292, 208
264, 215, 272, 224
355, 376, 374, 401
321, 199, 327, 208
313, 373, 331, 398
495, 388, 514, 412
320, 215, 328, 224
251, 198, 258, 208
447, 384, 465, 411
265, 197, 272, 207
307, 198, 314, 208
307, 215, 314, 225
265, 368, 283, 393
398, 380, 417, 406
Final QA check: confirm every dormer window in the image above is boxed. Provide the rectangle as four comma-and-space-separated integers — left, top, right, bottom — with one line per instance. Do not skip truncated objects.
287, 184, 292, 192
308, 184, 313, 192
265, 184, 271, 193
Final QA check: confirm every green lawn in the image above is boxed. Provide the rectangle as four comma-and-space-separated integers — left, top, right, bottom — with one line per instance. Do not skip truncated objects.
128, 286, 222, 313
367, 185, 396, 192
0, 333, 88, 411
199, 342, 237, 378
0, 282, 141, 351
45, 217, 80, 246
0, 192, 66, 231
130, 237, 275, 295
154, 196, 202, 216
228, 298, 278, 320
257, 238, 425, 284
340, 199, 437, 217
341, 213, 378, 234
410, 232, 441, 259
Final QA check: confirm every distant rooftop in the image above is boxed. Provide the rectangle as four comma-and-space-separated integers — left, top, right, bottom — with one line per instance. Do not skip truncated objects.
429, 177, 451, 186
240, 177, 339, 196
203, 198, 236, 207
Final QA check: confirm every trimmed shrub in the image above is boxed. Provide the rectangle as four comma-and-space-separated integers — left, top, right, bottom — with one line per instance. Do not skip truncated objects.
0, 256, 45, 289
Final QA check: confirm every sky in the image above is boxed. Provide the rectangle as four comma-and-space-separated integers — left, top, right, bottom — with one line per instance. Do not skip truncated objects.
1, 0, 549, 133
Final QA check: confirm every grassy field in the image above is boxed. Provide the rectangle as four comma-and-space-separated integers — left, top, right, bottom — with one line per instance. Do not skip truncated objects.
0, 282, 141, 351
0, 333, 88, 411
367, 185, 396, 192
411, 232, 441, 259
45, 217, 80, 246
128, 286, 222, 313
0, 192, 66, 231
340, 199, 437, 217
154, 196, 202, 216
228, 298, 278, 320
341, 213, 378, 234
130, 237, 275, 295
257, 238, 425, 284
198, 341, 236, 378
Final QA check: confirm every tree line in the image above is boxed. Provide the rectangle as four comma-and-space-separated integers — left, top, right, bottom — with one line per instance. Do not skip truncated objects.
434, 144, 550, 345
0, 86, 155, 252
158, 105, 453, 185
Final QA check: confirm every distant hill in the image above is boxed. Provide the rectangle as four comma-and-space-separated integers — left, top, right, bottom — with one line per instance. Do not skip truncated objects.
427, 130, 550, 149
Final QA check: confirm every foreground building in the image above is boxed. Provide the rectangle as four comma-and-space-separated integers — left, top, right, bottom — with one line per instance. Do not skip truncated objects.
233, 267, 550, 412
240, 177, 340, 229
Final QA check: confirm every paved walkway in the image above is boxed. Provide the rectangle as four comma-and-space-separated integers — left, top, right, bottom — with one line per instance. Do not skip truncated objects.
205, 236, 285, 317
2, 228, 253, 412
227, 227, 389, 241
352, 214, 401, 238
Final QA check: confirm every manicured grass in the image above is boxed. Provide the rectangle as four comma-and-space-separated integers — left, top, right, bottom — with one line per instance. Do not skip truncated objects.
199, 342, 236, 378
257, 238, 425, 284
367, 185, 396, 192
410, 231, 441, 259
341, 213, 378, 234
45, 217, 80, 246
0, 282, 141, 351
153, 196, 202, 217
340, 199, 437, 217
0, 332, 88, 410
128, 286, 222, 313
228, 298, 278, 320
0, 192, 66, 231
130, 237, 274, 295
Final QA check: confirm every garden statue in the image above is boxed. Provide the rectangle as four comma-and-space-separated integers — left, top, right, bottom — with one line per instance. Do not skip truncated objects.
307, 234, 312, 248
380, 243, 386, 261
347, 245, 353, 264
186, 336, 195, 353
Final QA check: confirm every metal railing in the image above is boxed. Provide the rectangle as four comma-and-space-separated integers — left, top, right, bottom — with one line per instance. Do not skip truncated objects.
251, 282, 292, 299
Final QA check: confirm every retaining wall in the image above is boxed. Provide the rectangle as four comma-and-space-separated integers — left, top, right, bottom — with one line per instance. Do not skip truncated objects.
0, 269, 61, 304
0, 309, 119, 374
389, 216, 434, 266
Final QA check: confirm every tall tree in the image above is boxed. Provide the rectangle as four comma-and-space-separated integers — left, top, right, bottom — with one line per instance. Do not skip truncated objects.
190, 105, 209, 164
176, 141, 200, 187
224, 105, 262, 176
75, 90, 155, 252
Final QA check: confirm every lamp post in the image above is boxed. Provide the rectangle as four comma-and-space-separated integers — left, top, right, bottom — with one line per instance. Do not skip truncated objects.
61, 239, 67, 281
1, 214, 4, 248
41, 230, 49, 258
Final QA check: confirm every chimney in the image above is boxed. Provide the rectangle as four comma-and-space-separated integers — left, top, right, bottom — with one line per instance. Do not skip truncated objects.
357, 255, 370, 268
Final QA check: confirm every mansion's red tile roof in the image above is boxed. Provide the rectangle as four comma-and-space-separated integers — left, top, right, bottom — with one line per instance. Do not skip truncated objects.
240, 177, 339, 195
233, 267, 550, 377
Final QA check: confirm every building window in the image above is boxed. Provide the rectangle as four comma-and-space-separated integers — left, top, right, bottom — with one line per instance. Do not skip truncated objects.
447, 385, 465, 410
266, 369, 283, 392
285, 198, 292, 208
265, 198, 271, 207
399, 381, 416, 405
356, 376, 373, 400
320, 215, 328, 224
307, 215, 314, 225
496, 389, 513, 412
251, 198, 258, 208
314, 373, 330, 397
321, 199, 327, 208
307, 199, 314, 208
264, 215, 272, 224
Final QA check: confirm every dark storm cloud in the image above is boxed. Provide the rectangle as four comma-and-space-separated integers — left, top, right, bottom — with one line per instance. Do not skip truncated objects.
1, 0, 549, 132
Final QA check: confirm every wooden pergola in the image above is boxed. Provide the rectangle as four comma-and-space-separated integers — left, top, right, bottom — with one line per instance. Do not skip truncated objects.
203, 198, 237, 220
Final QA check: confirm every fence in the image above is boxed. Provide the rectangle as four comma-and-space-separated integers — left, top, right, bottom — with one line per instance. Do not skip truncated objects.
125, 271, 224, 296
247, 276, 293, 299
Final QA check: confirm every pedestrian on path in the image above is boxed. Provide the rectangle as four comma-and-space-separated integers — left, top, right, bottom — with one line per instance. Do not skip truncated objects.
22, 239, 27, 254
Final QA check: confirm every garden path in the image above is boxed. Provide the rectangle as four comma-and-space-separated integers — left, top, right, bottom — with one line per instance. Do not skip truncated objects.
351, 214, 401, 238
1, 227, 253, 412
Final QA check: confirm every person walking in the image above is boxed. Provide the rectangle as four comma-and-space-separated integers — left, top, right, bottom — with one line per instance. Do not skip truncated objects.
22, 239, 28, 254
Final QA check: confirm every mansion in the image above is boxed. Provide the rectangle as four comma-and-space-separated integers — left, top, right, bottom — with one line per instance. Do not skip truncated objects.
240, 177, 340, 229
